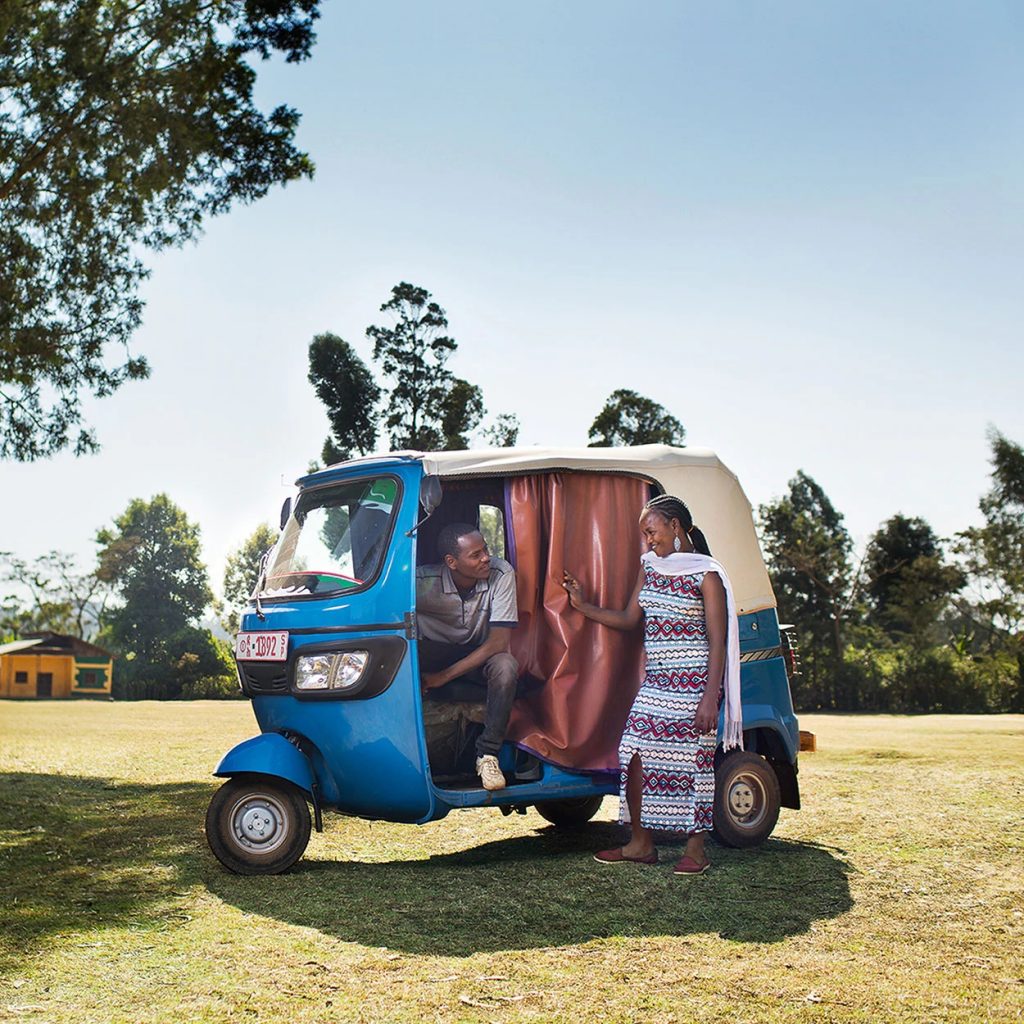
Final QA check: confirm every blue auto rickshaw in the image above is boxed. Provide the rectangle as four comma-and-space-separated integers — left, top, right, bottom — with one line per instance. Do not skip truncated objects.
206, 445, 801, 874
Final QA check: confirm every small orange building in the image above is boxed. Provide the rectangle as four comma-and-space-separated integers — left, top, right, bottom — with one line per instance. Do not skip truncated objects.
0, 632, 114, 699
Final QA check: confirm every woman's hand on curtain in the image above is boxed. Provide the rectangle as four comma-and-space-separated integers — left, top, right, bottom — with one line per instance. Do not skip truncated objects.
562, 571, 587, 610
561, 567, 645, 630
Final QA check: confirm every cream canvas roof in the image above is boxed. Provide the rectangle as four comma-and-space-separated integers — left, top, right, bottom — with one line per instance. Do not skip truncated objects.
408, 444, 775, 614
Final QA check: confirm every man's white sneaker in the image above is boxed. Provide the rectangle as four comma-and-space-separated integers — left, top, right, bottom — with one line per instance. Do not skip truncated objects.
475, 755, 506, 791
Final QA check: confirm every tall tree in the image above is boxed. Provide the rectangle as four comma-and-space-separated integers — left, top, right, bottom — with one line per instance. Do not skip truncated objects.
956, 428, 1024, 640
222, 522, 278, 633
864, 515, 964, 643
759, 471, 854, 706
588, 389, 686, 447
1, 0, 319, 461
481, 413, 521, 448
307, 332, 381, 464
366, 282, 460, 449
311, 283, 508, 457
439, 378, 485, 450
1, 595, 27, 643
0, 550, 109, 639
96, 494, 216, 698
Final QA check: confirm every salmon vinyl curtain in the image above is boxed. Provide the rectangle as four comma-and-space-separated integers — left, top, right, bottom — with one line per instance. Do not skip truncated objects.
505, 473, 651, 771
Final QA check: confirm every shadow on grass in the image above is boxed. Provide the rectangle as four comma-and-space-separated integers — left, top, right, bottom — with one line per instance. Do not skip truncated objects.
209, 825, 852, 955
0, 773, 852, 963
0, 771, 215, 974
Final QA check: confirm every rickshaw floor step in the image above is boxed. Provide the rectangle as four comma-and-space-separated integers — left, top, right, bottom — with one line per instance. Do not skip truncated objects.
432, 773, 536, 791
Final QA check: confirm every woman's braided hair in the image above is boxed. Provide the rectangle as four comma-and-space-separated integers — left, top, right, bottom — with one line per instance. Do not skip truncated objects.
641, 494, 712, 556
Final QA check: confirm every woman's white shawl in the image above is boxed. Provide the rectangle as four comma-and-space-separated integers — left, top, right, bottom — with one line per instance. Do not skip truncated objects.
641, 550, 744, 751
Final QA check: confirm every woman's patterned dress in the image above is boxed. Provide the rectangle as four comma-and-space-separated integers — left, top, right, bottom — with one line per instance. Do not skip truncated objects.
618, 563, 717, 833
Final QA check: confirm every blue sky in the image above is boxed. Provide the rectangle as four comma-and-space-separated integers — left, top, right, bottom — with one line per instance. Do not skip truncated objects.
2, 1, 1022, 595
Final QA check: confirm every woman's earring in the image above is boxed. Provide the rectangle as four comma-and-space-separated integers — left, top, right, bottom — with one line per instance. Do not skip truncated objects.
673, 535, 682, 552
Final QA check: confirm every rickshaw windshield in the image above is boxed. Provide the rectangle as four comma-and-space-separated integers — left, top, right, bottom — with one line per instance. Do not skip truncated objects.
260, 476, 399, 598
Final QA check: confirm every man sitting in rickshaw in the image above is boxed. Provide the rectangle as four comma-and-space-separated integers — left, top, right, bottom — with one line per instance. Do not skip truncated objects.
416, 522, 519, 791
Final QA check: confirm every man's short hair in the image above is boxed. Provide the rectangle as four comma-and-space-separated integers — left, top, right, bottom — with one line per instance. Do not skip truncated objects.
437, 522, 480, 561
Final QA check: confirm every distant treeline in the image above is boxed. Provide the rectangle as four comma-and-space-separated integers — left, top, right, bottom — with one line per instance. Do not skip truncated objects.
760, 428, 1023, 714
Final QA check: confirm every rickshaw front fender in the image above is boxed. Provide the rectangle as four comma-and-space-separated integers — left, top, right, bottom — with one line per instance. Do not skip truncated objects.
213, 733, 315, 797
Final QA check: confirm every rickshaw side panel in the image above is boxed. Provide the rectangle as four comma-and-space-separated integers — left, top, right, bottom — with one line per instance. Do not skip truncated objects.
251, 658, 433, 822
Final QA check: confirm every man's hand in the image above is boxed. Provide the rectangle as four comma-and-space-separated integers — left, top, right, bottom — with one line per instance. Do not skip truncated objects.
421, 671, 447, 694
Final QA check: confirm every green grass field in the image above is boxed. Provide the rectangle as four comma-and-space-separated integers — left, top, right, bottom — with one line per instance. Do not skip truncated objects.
1, 702, 1021, 1023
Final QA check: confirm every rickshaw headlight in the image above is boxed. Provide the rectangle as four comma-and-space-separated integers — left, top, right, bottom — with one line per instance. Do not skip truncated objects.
294, 650, 370, 691
333, 650, 369, 689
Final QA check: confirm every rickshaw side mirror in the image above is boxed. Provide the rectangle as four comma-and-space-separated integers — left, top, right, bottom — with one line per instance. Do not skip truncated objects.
419, 475, 442, 515
279, 497, 292, 530
407, 476, 443, 537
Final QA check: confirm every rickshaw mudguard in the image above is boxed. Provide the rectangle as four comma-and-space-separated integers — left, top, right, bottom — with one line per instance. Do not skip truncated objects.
731, 705, 800, 763
213, 732, 314, 796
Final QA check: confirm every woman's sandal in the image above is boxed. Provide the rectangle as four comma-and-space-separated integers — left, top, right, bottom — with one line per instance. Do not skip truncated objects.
593, 847, 658, 865
672, 854, 711, 875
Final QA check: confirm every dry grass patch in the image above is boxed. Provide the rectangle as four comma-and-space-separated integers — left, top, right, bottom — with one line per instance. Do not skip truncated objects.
1, 702, 1021, 1023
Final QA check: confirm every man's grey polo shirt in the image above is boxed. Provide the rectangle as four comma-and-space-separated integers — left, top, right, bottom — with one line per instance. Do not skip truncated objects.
415, 557, 518, 646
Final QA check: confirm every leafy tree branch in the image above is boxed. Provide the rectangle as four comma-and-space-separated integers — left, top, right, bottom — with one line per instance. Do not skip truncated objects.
1, 0, 320, 460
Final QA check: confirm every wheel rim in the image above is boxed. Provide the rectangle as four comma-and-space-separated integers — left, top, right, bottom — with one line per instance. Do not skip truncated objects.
227, 791, 292, 855
726, 771, 768, 830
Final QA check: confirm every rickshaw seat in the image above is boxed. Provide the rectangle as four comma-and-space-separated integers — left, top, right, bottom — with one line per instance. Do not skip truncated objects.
421, 699, 486, 778
421, 699, 486, 726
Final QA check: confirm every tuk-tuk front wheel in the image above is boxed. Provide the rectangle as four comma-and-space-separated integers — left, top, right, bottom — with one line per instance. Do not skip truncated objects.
712, 750, 781, 848
205, 777, 312, 875
535, 795, 604, 827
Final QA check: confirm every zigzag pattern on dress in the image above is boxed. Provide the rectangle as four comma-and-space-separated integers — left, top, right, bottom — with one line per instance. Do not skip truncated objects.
620, 743, 704, 765
646, 619, 705, 640
630, 690, 703, 713
633, 798, 714, 832
618, 563, 718, 834
646, 643, 707, 661
641, 768, 695, 795
626, 713, 702, 742
694, 748, 715, 772
646, 571, 703, 599
644, 669, 708, 692
665, 573, 703, 595
693, 803, 714, 830
645, 657, 707, 677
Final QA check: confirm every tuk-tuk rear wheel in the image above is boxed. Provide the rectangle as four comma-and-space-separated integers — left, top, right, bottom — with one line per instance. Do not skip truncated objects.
205, 777, 312, 875
535, 795, 604, 827
712, 750, 781, 848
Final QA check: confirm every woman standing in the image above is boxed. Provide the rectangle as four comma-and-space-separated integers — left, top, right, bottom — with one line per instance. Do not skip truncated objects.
562, 494, 742, 874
